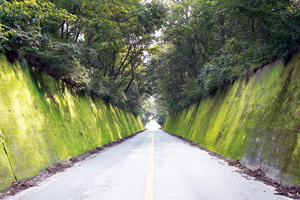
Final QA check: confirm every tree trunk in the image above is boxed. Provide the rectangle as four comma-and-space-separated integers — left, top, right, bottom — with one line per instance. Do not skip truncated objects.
125, 69, 135, 94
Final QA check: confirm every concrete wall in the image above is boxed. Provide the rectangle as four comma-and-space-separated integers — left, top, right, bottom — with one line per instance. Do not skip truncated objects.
0, 55, 145, 192
162, 52, 300, 186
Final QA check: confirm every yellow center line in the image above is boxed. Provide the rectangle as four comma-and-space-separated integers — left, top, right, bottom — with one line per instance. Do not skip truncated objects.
145, 131, 154, 200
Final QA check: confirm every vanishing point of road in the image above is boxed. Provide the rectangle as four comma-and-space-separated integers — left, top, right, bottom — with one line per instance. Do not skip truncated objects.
6, 127, 288, 200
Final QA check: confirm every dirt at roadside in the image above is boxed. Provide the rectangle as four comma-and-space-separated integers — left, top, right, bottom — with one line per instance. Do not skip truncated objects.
0, 130, 145, 199
164, 130, 300, 200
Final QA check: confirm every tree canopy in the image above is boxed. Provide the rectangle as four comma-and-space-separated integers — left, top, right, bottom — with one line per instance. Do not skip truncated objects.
1, 0, 300, 124
146, 0, 300, 123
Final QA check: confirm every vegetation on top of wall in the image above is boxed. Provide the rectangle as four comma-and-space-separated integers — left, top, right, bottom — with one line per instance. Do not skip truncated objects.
0, 0, 167, 116
146, 0, 300, 124
1, 0, 300, 126
162, 52, 300, 186
0, 54, 144, 192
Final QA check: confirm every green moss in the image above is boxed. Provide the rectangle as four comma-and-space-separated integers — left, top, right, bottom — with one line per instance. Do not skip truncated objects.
0, 55, 145, 192
162, 53, 300, 185
0, 130, 15, 190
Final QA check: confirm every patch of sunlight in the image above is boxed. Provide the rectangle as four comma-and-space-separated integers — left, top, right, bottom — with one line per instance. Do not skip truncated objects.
89, 98, 99, 122
242, 133, 246, 141
2, 71, 17, 88
95, 98, 107, 112
63, 88, 77, 120
45, 94, 51, 104
11, 88, 44, 139
106, 124, 114, 141
115, 122, 122, 139
54, 95, 64, 116
109, 104, 116, 115
97, 128, 102, 145
37, 80, 41, 89
93, 99, 103, 119
90, 98, 98, 114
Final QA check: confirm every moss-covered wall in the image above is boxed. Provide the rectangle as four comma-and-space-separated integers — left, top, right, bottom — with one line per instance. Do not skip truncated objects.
162, 52, 300, 186
0, 55, 145, 192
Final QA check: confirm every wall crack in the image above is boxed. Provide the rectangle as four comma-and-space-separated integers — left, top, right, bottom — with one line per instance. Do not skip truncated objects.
0, 131, 17, 181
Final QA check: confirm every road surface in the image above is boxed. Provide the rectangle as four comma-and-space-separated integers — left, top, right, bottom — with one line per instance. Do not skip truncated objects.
5, 128, 288, 200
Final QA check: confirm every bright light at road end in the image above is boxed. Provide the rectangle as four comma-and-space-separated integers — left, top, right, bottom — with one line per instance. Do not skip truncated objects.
145, 120, 161, 130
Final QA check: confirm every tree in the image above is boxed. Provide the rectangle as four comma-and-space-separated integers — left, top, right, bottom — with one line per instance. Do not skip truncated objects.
0, 0, 167, 114
146, 0, 300, 118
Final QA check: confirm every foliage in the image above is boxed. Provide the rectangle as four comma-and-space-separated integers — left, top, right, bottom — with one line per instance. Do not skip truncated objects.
0, 0, 167, 114
0, 0, 75, 60
146, 0, 300, 118
1, 0, 300, 118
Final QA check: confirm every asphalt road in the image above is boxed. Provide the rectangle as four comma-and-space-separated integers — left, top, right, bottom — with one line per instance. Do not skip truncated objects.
6, 127, 288, 200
